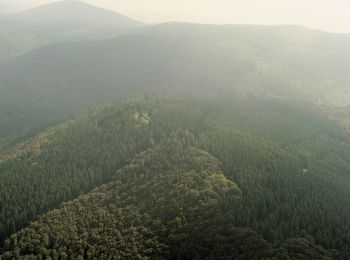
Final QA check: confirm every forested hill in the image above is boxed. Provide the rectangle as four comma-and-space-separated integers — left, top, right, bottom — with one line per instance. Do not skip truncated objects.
1, 132, 333, 259
1, 97, 350, 258
1, 24, 350, 153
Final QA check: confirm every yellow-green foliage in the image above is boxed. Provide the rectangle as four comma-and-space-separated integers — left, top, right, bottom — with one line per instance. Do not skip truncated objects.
1, 133, 243, 258
0, 123, 68, 164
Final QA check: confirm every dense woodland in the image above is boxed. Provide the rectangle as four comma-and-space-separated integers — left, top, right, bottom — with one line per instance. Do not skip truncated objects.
1, 130, 334, 259
1, 97, 350, 258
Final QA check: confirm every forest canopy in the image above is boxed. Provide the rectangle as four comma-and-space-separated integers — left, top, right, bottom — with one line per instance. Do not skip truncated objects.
0, 97, 349, 258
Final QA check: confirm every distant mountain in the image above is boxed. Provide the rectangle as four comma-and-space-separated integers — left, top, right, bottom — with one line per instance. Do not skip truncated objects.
9, 0, 143, 27
145, 23, 350, 105
0, 17, 47, 64
0, 23, 350, 152
0, 1, 143, 64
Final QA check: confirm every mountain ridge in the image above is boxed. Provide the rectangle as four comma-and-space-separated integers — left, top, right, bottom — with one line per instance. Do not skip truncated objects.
7, 0, 144, 27
0, 0, 143, 65
1, 23, 350, 151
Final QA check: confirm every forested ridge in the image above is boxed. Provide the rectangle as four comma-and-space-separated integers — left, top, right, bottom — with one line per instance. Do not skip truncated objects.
1, 131, 334, 259
1, 23, 350, 153
1, 97, 350, 258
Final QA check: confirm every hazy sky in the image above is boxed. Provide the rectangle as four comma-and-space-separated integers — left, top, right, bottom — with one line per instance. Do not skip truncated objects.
0, 0, 349, 33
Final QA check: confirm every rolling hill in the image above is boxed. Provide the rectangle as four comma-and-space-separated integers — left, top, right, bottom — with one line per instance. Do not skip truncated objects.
0, 17, 47, 64
0, 97, 349, 258
0, 1, 143, 64
1, 24, 350, 153
9, 0, 143, 27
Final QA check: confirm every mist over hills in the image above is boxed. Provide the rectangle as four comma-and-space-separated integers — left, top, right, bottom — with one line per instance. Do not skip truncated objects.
0, 0, 143, 64
1, 1, 350, 258
1, 22, 350, 152
8, 0, 143, 27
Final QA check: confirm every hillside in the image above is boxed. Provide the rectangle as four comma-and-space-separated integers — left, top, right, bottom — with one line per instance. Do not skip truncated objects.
0, 17, 47, 64
0, 97, 350, 258
1, 24, 350, 152
1, 133, 333, 259
0, 1, 143, 64
9, 0, 143, 27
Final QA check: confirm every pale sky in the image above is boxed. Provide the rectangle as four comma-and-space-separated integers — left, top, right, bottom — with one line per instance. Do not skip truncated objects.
0, 0, 350, 33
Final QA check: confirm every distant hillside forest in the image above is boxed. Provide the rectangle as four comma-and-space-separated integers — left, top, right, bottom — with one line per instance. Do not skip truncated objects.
1, 97, 350, 259
1, 23, 350, 153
